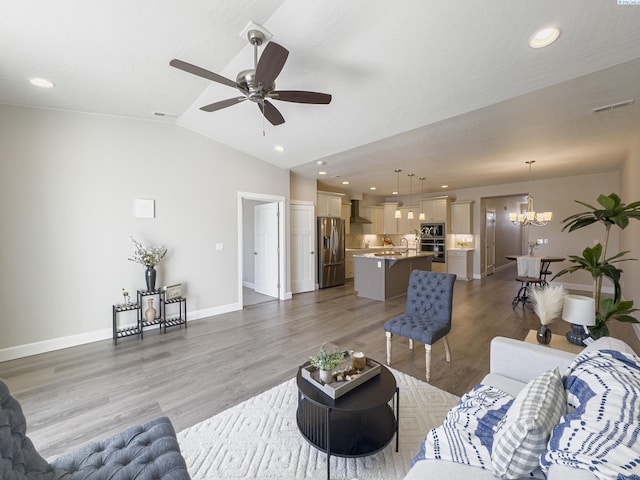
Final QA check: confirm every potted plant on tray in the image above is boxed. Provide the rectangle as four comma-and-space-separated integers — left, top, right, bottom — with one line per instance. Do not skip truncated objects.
553, 193, 640, 338
309, 343, 345, 384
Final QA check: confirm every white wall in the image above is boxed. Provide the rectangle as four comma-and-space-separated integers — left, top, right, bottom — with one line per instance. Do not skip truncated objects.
621, 134, 640, 329
290, 172, 316, 203
0, 104, 289, 357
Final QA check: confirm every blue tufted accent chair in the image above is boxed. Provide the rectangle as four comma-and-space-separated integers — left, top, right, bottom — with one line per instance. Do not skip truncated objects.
383, 270, 456, 382
0, 378, 190, 480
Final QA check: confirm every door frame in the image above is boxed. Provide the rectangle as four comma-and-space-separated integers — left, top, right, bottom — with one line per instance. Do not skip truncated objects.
237, 192, 287, 307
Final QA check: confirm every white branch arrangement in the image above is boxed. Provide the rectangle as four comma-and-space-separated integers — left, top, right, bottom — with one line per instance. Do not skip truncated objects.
530, 285, 566, 325
128, 235, 167, 268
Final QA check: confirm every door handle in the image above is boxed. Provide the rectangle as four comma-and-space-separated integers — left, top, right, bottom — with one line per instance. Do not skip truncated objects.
310, 251, 314, 255
254, 252, 258, 255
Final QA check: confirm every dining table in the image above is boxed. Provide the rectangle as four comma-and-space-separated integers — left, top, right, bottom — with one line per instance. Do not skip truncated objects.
505, 255, 565, 280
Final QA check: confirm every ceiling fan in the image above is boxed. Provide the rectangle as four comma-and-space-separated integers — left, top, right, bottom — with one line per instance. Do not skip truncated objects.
170, 30, 332, 126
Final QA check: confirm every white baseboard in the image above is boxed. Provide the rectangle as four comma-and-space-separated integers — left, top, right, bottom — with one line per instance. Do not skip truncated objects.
243, 281, 255, 289
0, 302, 242, 363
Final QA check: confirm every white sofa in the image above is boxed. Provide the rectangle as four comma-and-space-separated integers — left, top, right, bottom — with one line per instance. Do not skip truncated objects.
404, 335, 640, 480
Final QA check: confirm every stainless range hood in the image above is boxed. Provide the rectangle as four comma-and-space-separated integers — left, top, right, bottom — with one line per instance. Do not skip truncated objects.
350, 200, 372, 224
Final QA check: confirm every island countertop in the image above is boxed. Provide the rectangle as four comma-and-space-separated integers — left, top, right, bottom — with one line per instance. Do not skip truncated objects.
352, 251, 435, 260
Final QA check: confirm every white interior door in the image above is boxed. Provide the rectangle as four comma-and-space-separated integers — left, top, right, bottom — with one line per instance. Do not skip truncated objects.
485, 208, 496, 276
254, 203, 279, 297
291, 203, 315, 293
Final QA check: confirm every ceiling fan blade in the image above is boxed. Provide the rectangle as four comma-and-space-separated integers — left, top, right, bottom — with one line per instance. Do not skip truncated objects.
258, 100, 285, 126
269, 90, 332, 104
255, 42, 289, 88
170, 59, 238, 89
200, 97, 247, 112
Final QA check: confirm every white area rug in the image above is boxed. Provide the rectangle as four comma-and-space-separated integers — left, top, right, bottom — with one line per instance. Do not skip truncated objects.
177, 369, 459, 479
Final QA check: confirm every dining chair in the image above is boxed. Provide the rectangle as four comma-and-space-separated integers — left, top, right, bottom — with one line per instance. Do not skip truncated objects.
383, 270, 456, 382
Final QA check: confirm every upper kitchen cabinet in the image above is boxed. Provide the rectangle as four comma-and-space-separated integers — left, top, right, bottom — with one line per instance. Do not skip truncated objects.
382, 203, 399, 234
420, 197, 451, 223
397, 207, 419, 234
317, 191, 343, 217
451, 200, 474, 234
341, 203, 351, 234
363, 206, 384, 234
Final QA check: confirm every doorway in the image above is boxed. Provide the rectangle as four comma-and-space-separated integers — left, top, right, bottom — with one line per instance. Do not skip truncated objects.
238, 192, 287, 308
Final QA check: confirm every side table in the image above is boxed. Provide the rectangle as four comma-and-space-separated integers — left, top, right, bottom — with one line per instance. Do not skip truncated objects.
524, 329, 584, 354
296, 362, 399, 480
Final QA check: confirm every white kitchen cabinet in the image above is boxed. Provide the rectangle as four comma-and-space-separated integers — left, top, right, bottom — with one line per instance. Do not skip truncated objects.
448, 249, 473, 281
397, 207, 419, 234
382, 203, 399, 234
317, 192, 342, 217
341, 203, 351, 234
451, 200, 474, 234
364, 206, 384, 234
346, 251, 355, 279
420, 197, 450, 223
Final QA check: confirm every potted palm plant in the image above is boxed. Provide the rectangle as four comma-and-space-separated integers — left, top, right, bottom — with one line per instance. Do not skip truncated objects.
309, 343, 345, 383
553, 193, 640, 338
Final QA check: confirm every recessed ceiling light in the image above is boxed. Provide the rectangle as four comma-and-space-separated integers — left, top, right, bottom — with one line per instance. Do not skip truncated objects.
316, 160, 325, 165
29, 77, 55, 88
392, 191, 398, 195
274, 145, 285, 152
342, 181, 350, 185
318, 171, 327, 175
370, 187, 377, 191
529, 27, 560, 48
441, 185, 448, 189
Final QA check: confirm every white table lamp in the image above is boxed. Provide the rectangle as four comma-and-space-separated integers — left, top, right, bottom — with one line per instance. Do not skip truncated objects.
562, 294, 596, 346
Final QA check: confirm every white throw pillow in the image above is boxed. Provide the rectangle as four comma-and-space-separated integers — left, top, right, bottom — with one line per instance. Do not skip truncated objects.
491, 368, 566, 479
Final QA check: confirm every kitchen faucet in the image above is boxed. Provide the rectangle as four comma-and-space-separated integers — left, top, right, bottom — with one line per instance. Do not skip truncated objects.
400, 237, 409, 254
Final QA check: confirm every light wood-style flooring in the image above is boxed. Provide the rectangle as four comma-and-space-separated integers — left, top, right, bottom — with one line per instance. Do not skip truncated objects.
1, 265, 638, 459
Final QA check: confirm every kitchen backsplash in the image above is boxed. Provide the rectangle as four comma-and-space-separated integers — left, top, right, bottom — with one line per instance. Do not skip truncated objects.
347, 233, 418, 249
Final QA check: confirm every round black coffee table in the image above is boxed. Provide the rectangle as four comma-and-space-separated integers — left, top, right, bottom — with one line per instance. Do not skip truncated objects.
296, 362, 399, 480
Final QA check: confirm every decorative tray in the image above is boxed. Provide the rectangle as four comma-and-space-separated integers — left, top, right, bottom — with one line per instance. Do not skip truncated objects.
300, 354, 381, 399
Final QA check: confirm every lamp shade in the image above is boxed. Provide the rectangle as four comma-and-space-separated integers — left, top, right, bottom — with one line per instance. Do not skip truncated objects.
562, 295, 596, 326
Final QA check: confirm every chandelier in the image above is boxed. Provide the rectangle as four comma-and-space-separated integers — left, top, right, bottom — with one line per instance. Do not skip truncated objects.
509, 161, 553, 227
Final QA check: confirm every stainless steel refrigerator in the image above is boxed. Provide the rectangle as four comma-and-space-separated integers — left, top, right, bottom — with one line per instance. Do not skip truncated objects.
318, 217, 345, 288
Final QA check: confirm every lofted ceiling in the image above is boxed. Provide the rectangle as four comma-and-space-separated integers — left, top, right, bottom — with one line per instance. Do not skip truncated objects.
2, 1, 640, 196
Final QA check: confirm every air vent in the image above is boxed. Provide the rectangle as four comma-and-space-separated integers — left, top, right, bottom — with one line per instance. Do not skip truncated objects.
592, 99, 635, 113
152, 111, 178, 118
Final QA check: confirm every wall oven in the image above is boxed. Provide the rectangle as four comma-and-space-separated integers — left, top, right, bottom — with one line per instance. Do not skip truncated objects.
421, 223, 446, 263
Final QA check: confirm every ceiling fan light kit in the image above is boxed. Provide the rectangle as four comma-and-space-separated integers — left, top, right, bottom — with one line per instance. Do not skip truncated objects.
170, 25, 331, 127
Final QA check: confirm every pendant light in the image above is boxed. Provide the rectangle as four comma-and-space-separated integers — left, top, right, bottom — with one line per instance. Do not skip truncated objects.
418, 177, 426, 220
407, 173, 415, 220
509, 161, 553, 226
394, 169, 402, 219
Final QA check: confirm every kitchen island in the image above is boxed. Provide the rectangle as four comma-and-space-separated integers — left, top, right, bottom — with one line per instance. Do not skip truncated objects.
353, 251, 434, 301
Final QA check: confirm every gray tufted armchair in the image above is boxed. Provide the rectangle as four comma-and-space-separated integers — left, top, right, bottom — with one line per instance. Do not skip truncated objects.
0, 378, 190, 480
384, 270, 456, 382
